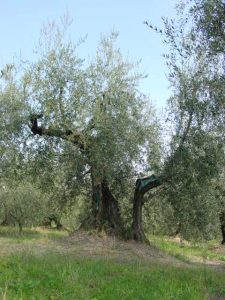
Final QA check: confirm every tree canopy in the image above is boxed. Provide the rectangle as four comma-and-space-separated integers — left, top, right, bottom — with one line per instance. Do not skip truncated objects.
0, 0, 225, 242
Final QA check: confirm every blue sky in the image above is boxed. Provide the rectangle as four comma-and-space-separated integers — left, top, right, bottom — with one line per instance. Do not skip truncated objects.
0, 0, 178, 108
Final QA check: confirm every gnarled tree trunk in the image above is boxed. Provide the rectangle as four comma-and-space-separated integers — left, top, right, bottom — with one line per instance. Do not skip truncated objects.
82, 175, 123, 235
132, 188, 146, 242
220, 212, 225, 245
101, 179, 122, 233
132, 175, 161, 242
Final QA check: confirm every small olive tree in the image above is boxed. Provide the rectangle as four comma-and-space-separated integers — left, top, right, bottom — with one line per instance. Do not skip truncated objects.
0, 182, 46, 232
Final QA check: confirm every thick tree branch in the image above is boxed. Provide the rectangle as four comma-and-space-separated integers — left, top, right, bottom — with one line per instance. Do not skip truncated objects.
131, 109, 193, 242
135, 174, 162, 195
30, 115, 85, 150
132, 174, 162, 242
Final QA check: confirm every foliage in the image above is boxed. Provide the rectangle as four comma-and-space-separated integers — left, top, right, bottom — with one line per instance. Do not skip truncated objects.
60, 194, 89, 231
144, 193, 176, 236
0, 2, 224, 241
0, 18, 162, 235
0, 182, 47, 232
26, 25, 161, 182
144, 0, 225, 240
191, 0, 225, 53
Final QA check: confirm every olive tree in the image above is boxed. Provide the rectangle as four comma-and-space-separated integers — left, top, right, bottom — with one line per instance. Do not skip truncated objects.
141, 0, 225, 242
0, 182, 46, 232
3, 20, 161, 238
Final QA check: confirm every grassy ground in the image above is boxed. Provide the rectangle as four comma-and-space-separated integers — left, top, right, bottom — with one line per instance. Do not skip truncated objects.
0, 227, 225, 299
149, 235, 225, 263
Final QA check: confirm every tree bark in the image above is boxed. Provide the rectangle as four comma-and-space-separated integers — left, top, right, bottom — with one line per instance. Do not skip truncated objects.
81, 176, 123, 235
132, 189, 147, 242
18, 222, 23, 233
220, 212, 225, 245
101, 179, 123, 233
132, 175, 161, 242
30, 115, 86, 150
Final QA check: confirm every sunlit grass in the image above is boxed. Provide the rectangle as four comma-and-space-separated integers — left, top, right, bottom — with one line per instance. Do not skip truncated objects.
0, 226, 68, 241
149, 235, 225, 263
0, 253, 225, 300
0, 228, 225, 299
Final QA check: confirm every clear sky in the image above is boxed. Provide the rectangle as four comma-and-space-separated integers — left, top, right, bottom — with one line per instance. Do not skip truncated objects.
0, 0, 178, 109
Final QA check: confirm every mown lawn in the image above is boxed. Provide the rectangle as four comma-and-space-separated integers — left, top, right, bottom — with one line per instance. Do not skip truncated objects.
0, 228, 225, 299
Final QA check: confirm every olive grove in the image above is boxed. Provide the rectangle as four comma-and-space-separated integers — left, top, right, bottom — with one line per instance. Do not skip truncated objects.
0, 0, 224, 242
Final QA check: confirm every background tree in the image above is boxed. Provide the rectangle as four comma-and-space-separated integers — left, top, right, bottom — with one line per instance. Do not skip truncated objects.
142, 0, 225, 242
0, 181, 46, 232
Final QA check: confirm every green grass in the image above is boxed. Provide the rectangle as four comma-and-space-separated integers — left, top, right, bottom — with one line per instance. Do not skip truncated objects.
149, 235, 225, 263
0, 253, 225, 300
0, 228, 225, 299
0, 226, 68, 241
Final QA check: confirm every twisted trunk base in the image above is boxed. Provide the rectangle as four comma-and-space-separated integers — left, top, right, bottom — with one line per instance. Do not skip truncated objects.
81, 179, 123, 236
